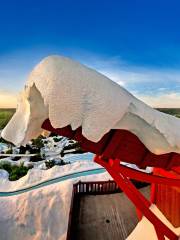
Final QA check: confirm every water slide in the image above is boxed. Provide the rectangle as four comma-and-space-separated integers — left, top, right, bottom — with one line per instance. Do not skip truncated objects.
0, 167, 105, 197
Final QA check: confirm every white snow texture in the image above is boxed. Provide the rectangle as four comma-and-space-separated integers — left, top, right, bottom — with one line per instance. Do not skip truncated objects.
2, 55, 180, 154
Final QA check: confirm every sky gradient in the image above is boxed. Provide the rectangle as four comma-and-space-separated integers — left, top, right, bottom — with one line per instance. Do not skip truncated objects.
1, 0, 180, 108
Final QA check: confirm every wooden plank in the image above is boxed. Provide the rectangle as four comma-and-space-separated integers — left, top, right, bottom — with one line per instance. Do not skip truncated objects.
73, 187, 150, 240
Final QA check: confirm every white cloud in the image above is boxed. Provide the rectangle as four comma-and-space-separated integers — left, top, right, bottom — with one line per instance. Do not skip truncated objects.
137, 93, 180, 108
76, 52, 180, 88
78, 53, 180, 107
135, 92, 180, 108
95, 64, 180, 88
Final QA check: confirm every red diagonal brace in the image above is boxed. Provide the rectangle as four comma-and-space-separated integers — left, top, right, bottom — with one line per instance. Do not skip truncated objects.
109, 161, 180, 187
94, 155, 179, 240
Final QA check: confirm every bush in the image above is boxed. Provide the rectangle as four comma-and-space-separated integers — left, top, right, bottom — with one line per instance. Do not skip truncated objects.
63, 142, 80, 151
5, 149, 13, 154
0, 162, 32, 181
61, 141, 85, 157
53, 137, 60, 142
12, 156, 21, 161
45, 160, 55, 169
19, 146, 27, 154
32, 137, 44, 149
30, 153, 43, 162
45, 159, 70, 169
57, 159, 70, 166
0, 137, 13, 145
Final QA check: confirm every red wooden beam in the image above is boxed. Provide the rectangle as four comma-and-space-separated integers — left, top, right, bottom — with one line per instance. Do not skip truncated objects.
42, 119, 180, 170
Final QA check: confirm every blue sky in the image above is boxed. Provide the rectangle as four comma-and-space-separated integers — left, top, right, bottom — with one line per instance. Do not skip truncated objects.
0, 0, 180, 107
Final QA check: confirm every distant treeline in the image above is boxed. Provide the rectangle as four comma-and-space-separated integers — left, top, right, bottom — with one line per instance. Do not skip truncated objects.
157, 108, 180, 118
0, 108, 15, 129
0, 108, 180, 130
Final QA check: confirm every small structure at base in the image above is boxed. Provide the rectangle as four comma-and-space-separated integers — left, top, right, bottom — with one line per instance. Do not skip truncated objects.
66, 180, 149, 240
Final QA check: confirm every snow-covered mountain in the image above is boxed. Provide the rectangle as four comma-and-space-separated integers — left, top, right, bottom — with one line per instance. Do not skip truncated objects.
1, 55, 180, 155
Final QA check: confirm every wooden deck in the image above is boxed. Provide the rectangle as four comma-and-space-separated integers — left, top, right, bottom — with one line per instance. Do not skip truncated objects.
71, 186, 150, 240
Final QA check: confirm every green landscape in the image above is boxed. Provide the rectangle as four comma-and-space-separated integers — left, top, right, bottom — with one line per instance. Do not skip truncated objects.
157, 108, 180, 118
0, 108, 180, 131
0, 108, 16, 130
